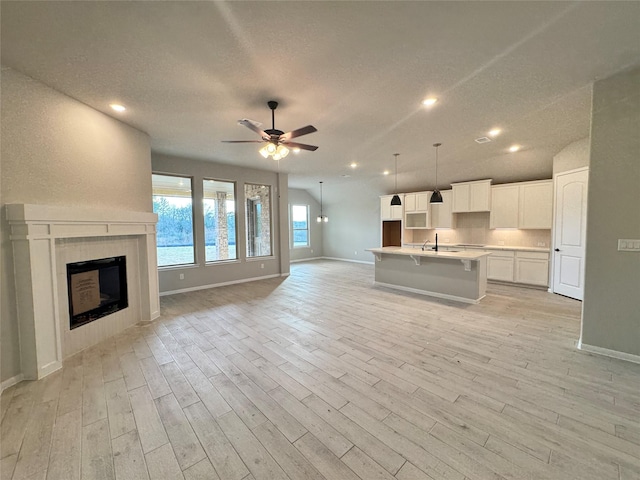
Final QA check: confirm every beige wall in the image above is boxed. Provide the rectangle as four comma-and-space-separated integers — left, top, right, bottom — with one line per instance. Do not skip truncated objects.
553, 137, 590, 175
1, 68, 152, 384
288, 188, 323, 262
581, 66, 640, 356
152, 153, 289, 294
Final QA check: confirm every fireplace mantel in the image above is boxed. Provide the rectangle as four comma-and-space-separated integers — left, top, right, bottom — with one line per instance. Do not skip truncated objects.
6, 203, 160, 380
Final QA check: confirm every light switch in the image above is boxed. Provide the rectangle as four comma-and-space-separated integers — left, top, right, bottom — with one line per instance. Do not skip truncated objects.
618, 239, 640, 251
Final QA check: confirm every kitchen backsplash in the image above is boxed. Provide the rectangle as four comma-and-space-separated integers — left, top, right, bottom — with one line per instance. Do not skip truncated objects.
406, 212, 552, 247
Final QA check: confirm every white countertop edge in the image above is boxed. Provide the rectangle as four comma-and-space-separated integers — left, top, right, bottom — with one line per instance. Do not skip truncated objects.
366, 247, 491, 260
402, 243, 550, 253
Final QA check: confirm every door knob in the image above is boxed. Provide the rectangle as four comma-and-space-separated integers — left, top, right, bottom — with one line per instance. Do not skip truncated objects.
554, 248, 560, 252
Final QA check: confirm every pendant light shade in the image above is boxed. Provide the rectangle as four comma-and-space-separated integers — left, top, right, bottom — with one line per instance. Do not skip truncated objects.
316, 181, 328, 223
391, 153, 401, 206
430, 143, 443, 204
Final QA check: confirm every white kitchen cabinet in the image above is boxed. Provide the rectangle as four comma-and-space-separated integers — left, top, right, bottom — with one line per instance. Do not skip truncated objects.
490, 185, 519, 228
405, 212, 429, 229
380, 195, 403, 220
431, 190, 454, 229
404, 192, 430, 213
515, 251, 550, 286
486, 250, 515, 281
519, 180, 553, 229
452, 180, 492, 212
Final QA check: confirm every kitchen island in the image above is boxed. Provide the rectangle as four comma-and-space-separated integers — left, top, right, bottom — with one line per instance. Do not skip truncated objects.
366, 247, 491, 303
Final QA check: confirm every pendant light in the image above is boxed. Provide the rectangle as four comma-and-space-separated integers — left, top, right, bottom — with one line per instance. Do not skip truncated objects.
390, 153, 402, 206
430, 143, 443, 203
316, 181, 328, 223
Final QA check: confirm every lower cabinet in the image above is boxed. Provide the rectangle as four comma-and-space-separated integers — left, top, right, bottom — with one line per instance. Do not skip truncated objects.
514, 251, 550, 286
486, 251, 515, 282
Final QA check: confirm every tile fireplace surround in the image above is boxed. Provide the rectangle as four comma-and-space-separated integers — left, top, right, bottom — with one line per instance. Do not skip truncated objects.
6, 204, 160, 381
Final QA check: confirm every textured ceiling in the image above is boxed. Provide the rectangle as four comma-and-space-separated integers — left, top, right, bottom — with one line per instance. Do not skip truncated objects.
2, 1, 639, 203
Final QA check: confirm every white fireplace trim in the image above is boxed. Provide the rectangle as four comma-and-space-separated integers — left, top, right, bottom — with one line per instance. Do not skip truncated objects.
6, 203, 160, 380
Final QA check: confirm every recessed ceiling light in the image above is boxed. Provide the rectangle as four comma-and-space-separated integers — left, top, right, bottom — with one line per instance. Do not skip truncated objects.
383, 170, 390, 175
509, 145, 520, 153
489, 128, 501, 137
110, 103, 126, 112
350, 162, 357, 168
422, 97, 438, 107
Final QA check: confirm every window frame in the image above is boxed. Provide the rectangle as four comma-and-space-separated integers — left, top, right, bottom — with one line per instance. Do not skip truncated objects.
152, 173, 196, 268
291, 204, 310, 249
244, 183, 273, 258
202, 177, 239, 263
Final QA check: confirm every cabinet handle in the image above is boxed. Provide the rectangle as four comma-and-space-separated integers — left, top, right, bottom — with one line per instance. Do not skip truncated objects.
554, 248, 560, 252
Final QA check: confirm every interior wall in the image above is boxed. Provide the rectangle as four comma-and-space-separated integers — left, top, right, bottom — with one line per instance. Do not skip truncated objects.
553, 137, 590, 175
288, 188, 322, 261
152, 153, 288, 294
0, 67, 152, 384
581, 66, 640, 356
322, 183, 380, 263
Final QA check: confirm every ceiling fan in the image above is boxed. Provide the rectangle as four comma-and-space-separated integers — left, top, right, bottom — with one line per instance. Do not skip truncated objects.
222, 100, 318, 160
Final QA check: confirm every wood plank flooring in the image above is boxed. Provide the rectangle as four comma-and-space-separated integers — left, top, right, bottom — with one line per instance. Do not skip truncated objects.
2, 259, 639, 480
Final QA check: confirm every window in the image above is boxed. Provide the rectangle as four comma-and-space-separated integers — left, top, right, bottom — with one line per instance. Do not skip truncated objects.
291, 205, 309, 248
203, 179, 237, 262
152, 174, 195, 267
245, 183, 272, 257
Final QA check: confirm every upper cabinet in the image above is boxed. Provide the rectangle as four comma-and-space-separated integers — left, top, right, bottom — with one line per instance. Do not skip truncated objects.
404, 191, 431, 229
490, 180, 552, 229
431, 190, 455, 229
490, 184, 520, 228
380, 195, 403, 220
451, 180, 492, 212
519, 180, 553, 229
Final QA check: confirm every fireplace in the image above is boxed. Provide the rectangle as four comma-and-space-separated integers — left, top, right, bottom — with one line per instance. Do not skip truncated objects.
67, 256, 129, 329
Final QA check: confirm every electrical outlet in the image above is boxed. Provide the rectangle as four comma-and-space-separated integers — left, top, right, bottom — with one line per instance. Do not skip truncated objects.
497, 240, 505, 246
179, 273, 184, 280
260, 263, 264, 269
537, 242, 546, 247
618, 239, 640, 251
354, 251, 358, 255
310, 249, 314, 254
444, 238, 450, 243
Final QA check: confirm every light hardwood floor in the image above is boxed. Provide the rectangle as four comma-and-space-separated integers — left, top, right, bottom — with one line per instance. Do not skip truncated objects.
2, 260, 639, 480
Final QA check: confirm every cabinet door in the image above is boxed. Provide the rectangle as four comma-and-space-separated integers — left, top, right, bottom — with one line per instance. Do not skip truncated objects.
390, 204, 403, 220
490, 185, 519, 228
486, 252, 515, 281
380, 196, 392, 220
432, 190, 453, 228
515, 252, 549, 286
404, 193, 416, 212
469, 181, 491, 211
519, 181, 552, 229
452, 184, 470, 212
416, 192, 431, 211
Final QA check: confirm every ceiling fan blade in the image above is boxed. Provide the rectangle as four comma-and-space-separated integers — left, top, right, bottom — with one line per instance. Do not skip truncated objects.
238, 119, 269, 139
280, 125, 317, 142
221, 140, 264, 143
283, 141, 318, 151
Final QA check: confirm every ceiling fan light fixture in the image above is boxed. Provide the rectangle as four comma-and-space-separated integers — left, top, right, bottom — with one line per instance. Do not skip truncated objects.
259, 145, 270, 158
266, 143, 277, 154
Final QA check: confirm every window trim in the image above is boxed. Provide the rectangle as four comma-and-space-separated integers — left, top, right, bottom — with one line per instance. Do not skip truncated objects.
291, 204, 310, 249
202, 177, 239, 263
244, 183, 273, 258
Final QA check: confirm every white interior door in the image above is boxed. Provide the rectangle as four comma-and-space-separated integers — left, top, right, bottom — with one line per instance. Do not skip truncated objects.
552, 168, 588, 300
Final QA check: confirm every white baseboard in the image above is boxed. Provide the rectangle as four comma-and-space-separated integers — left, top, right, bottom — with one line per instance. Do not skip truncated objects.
577, 341, 640, 365
1, 373, 24, 392
290, 257, 323, 263
374, 281, 483, 304
160, 273, 282, 297
322, 256, 375, 265
280, 272, 290, 277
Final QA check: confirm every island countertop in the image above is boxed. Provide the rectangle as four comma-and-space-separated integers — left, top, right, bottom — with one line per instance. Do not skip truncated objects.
366, 246, 491, 260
